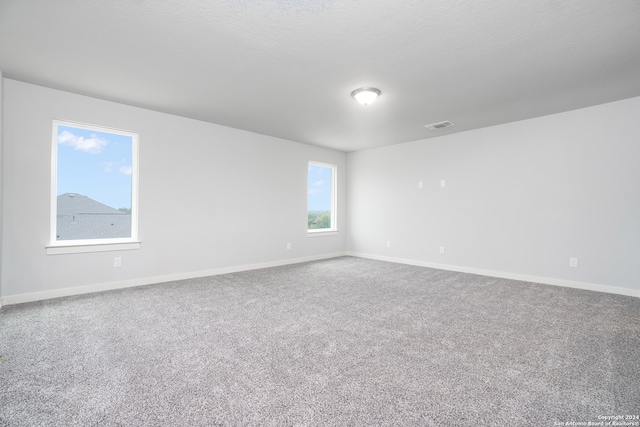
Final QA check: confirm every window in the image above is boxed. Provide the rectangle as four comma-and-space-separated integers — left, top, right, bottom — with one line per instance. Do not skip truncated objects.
48, 120, 139, 254
308, 161, 337, 233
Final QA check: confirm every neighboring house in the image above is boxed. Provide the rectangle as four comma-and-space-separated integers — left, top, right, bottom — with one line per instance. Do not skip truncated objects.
56, 193, 131, 240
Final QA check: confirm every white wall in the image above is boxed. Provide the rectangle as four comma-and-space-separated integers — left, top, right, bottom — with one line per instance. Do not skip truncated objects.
0, 72, 3, 306
347, 97, 640, 295
1, 79, 346, 302
2, 78, 638, 303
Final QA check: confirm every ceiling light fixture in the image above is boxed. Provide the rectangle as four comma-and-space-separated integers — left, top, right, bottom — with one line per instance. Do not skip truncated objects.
351, 87, 381, 106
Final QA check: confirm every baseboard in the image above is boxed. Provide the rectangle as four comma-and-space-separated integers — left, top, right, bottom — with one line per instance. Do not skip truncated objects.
347, 252, 640, 298
0, 252, 347, 306
3, 251, 636, 306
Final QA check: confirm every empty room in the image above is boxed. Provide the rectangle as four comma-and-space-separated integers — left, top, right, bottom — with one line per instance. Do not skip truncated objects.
1, 1, 639, 426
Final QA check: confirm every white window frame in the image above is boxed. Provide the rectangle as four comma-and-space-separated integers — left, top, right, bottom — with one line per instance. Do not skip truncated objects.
46, 120, 140, 255
307, 161, 338, 236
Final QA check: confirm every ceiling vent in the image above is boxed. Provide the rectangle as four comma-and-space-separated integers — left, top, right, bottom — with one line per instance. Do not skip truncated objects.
424, 120, 455, 131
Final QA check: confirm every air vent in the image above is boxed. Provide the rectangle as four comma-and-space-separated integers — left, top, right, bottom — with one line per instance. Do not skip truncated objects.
424, 120, 455, 131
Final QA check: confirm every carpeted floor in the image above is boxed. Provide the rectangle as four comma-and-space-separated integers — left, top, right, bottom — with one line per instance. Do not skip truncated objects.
1, 256, 639, 426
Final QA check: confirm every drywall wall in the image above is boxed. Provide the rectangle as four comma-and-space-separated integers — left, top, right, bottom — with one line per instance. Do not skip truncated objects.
347, 96, 640, 294
0, 72, 3, 306
1, 79, 346, 301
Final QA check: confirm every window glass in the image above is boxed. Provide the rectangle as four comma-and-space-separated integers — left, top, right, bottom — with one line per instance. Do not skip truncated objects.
308, 162, 336, 232
51, 121, 138, 245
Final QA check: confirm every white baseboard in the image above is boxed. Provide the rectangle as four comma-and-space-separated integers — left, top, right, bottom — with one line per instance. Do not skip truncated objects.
346, 252, 640, 298
0, 252, 347, 306
2, 251, 636, 306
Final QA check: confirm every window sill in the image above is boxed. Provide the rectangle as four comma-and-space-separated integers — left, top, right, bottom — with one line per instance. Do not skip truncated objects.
307, 230, 339, 237
46, 241, 141, 255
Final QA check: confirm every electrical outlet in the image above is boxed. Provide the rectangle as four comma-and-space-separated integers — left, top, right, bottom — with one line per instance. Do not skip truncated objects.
286, 243, 291, 250
114, 257, 122, 267
418, 181, 423, 189
440, 179, 446, 187
569, 257, 578, 268
440, 246, 445, 254
386, 241, 391, 248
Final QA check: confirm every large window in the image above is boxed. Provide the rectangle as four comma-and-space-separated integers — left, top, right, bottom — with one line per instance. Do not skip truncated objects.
48, 120, 139, 254
308, 161, 337, 233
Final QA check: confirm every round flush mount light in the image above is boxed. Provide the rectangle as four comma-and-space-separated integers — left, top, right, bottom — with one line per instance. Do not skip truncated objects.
351, 87, 381, 106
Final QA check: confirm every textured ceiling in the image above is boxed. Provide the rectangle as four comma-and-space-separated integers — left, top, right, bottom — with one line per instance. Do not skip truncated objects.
1, 0, 639, 152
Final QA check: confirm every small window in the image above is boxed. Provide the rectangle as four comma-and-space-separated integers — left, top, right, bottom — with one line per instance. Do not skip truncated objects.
48, 120, 139, 253
308, 161, 337, 233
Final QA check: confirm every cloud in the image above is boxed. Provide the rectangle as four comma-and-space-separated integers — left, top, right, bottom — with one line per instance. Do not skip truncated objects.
308, 180, 326, 194
103, 161, 131, 175
58, 130, 106, 154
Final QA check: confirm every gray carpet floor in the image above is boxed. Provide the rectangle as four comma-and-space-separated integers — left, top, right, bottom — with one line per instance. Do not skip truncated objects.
1, 256, 639, 426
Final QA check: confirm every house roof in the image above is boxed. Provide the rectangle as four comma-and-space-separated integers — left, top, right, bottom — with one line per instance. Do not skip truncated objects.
56, 193, 131, 241
1, 1, 639, 151
57, 193, 125, 216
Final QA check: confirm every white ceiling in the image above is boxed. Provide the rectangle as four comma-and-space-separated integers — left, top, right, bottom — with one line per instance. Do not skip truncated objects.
1, 0, 639, 152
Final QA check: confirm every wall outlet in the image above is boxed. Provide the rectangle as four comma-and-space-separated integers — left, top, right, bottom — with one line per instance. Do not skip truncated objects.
440, 179, 446, 187
386, 241, 391, 248
569, 257, 578, 268
418, 181, 423, 189
440, 246, 445, 254
114, 257, 122, 267
286, 242, 291, 250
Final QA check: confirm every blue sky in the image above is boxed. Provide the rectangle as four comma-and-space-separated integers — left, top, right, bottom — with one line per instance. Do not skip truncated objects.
308, 164, 332, 211
57, 125, 133, 210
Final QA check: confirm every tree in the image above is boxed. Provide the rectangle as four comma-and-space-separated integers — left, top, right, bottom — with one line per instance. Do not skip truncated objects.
313, 213, 331, 229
